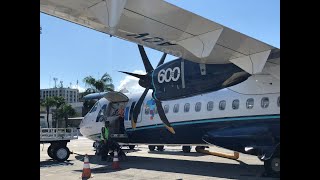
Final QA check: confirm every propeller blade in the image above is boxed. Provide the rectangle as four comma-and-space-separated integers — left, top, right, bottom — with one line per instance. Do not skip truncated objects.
132, 87, 150, 128
138, 45, 154, 73
157, 53, 167, 67
118, 71, 145, 79
155, 99, 175, 134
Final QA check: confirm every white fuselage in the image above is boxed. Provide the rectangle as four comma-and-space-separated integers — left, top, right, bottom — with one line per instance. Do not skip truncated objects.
79, 75, 280, 142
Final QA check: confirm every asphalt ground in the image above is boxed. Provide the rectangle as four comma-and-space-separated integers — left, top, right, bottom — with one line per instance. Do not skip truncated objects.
40, 137, 278, 180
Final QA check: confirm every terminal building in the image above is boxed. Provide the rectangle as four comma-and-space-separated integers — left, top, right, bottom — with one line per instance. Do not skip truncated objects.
40, 87, 80, 103
40, 88, 84, 128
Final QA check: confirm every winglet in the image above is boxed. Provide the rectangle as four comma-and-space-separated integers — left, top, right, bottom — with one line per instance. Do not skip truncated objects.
165, 126, 175, 134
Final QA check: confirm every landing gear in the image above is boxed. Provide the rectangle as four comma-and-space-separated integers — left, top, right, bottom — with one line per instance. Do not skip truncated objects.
195, 146, 206, 151
157, 145, 164, 151
182, 146, 191, 153
264, 154, 280, 177
148, 145, 156, 151
263, 146, 280, 178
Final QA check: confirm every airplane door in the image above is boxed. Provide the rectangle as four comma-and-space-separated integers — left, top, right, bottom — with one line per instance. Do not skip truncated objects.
129, 101, 136, 127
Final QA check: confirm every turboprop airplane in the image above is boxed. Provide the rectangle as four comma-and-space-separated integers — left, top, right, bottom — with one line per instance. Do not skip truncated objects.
40, 0, 280, 177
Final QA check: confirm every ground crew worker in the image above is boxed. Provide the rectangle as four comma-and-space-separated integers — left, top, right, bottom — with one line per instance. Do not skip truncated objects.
118, 105, 124, 118
118, 105, 125, 133
100, 121, 110, 161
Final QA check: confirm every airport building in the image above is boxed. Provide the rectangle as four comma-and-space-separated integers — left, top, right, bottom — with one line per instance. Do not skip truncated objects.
40, 87, 80, 103
40, 88, 84, 126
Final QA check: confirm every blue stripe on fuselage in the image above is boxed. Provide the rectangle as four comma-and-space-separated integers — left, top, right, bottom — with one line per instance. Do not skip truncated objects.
126, 115, 280, 131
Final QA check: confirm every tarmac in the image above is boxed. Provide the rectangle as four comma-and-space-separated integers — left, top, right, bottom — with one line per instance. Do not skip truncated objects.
40, 136, 278, 180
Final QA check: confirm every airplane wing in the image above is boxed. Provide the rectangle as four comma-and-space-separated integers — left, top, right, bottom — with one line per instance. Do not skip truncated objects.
40, 0, 279, 76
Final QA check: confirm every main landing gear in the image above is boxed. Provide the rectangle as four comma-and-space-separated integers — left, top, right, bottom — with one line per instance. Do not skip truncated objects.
148, 145, 164, 151
263, 147, 280, 178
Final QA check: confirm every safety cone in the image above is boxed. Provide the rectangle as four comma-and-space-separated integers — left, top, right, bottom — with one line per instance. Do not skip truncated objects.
112, 151, 120, 170
82, 154, 92, 178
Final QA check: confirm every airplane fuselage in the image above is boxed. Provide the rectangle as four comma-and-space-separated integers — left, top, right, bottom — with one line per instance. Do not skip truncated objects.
79, 74, 280, 157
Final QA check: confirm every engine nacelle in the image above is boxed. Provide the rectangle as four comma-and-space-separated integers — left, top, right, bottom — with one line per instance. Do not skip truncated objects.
152, 59, 250, 101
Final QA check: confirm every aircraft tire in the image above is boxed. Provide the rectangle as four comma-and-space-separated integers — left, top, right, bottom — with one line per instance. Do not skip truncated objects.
157, 145, 164, 151
195, 146, 205, 151
182, 146, 191, 153
148, 145, 156, 151
53, 146, 70, 162
264, 152, 280, 177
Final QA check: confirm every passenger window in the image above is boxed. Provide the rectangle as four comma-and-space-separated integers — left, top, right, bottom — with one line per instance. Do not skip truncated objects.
173, 104, 179, 113
195, 102, 201, 112
246, 98, 254, 109
277, 96, 280, 107
145, 106, 150, 115
184, 103, 190, 112
164, 105, 169, 114
207, 101, 213, 111
232, 99, 239, 110
219, 100, 226, 110
261, 97, 269, 108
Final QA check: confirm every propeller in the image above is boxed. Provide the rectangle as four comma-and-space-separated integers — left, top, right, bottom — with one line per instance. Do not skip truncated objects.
119, 45, 175, 134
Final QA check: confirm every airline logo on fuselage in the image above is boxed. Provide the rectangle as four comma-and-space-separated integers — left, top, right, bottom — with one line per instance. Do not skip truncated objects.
145, 98, 156, 120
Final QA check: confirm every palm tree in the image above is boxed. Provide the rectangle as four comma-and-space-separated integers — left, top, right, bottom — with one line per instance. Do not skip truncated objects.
83, 72, 114, 93
41, 97, 56, 128
52, 96, 65, 108
57, 104, 76, 128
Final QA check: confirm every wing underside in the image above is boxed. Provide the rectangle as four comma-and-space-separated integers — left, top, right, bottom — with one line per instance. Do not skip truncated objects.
40, 0, 279, 77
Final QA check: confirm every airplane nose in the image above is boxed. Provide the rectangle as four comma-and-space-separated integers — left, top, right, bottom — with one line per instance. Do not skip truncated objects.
79, 117, 86, 129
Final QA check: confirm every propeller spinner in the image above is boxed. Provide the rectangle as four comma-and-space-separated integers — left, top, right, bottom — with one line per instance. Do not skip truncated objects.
119, 45, 175, 134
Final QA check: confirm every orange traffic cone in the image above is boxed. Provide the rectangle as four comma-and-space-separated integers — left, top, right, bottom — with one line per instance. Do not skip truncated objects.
112, 151, 120, 170
82, 154, 92, 178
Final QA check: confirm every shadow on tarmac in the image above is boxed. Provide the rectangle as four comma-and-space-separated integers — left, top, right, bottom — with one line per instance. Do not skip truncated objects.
147, 150, 206, 157
40, 159, 74, 168
73, 154, 277, 179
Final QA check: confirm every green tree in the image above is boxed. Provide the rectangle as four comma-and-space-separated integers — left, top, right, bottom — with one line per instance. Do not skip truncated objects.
57, 104, 76, 128
82, 72, 114, 115
52, 96, 65, 108
83, 72, 114, 93
41, 97, 56, 128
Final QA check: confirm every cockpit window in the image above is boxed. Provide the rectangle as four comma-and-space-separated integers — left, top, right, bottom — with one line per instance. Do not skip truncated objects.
96, 104, 107, 122
89, 101, 99, 113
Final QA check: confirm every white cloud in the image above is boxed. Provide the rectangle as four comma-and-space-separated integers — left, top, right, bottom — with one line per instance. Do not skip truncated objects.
117, 70, 145, 94
72, 85, 86, 93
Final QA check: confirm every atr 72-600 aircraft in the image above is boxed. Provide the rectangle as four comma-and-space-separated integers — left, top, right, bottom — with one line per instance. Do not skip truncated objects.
40, 0, 280, 177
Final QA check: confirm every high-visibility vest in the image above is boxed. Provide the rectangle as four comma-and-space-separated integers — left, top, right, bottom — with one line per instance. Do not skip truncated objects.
100, 127, 109, 140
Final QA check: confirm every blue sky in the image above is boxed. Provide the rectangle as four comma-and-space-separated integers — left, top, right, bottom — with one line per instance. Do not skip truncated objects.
40, 0, 279, 93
